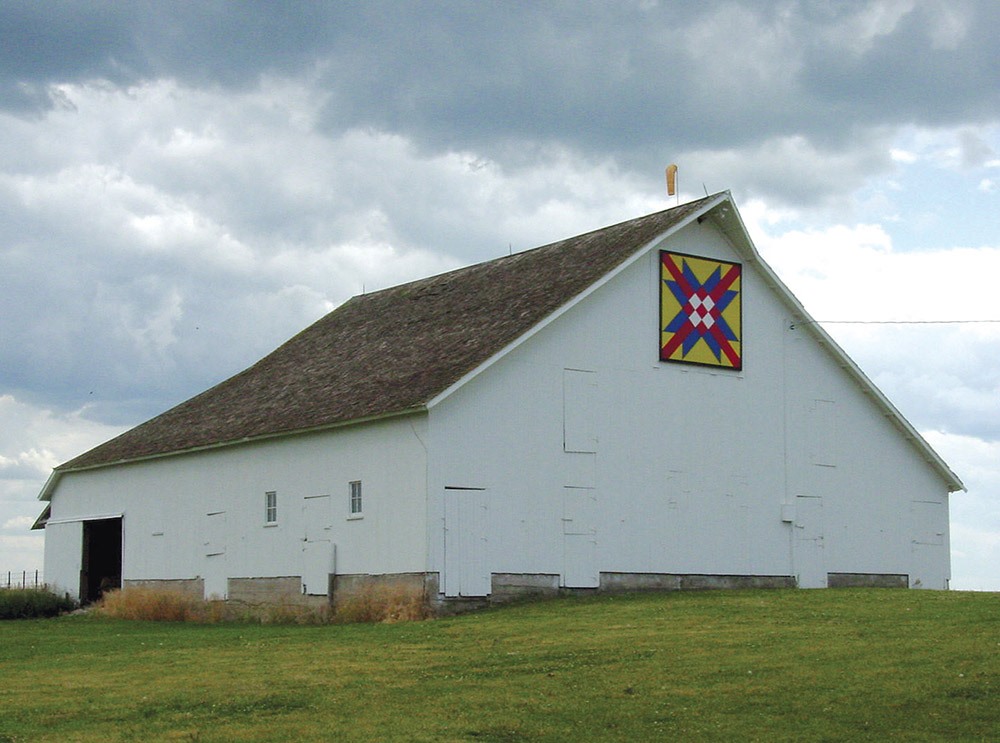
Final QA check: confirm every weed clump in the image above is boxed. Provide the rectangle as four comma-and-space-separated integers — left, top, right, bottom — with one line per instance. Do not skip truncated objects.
0, 588, 77, 619
96, 588, 331, 625
255, 599, 331, 625
96, 587, 205, 622
95, 584, 431, 624
333, 582, 431, 624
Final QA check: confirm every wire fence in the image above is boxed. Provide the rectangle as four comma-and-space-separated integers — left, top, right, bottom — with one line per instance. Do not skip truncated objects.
2, 570, 45, 590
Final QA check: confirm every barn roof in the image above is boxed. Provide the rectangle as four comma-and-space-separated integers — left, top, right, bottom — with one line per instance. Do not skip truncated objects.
55, 194, 717, 473
45, 191, 963, 495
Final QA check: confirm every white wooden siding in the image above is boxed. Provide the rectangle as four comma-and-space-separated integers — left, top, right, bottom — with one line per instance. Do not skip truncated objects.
426, 217, 952, 591
45, 415, 428, 601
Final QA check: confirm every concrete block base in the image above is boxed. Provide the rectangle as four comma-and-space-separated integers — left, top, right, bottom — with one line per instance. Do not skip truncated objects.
599, 572, 682, 591
228, 576, 307, 605
491, 573, 561, 603
124, 569, 809, 617
599, 572, 795, 592
332, 572, 440, 615
827, 572, 909, 589
123, 578, 204, 599
333, 572, 436, 600
429, 571, 798, 614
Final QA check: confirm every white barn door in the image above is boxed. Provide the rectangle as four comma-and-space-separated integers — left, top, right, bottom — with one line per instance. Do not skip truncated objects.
302, 494, 335, 596
562, 486, 598, 588
443, 488, 489, 597
203, 510, 228, 599
794, 495, 826, 588
910, 500, 947, 589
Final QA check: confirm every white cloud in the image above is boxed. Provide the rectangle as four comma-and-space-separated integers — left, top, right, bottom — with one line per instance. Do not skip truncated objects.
684, 134, 892, 209
889, 125, 1000, 173
747, 207, 1000, 324
819, 0, 916, 55
924, 0, 973, 50
0, 395, 127, 573
922, 431, 1000, 591
0, 535, 44, 577
743, 204, 1000, 443
891, 148, 918, 164
0, 395, 127, 472
3, 516, 36, 531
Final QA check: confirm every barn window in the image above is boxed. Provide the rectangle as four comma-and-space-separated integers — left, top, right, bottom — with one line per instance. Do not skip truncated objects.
264, 491, 278, 524
349, 480, 363, 516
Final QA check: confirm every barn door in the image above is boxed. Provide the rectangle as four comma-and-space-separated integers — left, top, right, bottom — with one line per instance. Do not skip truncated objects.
80, 517, 122, 604
562, 486, 598, 588
302, 495, 335, 596
910, 500, 947, 589
203, 510, 228, 599
793, 495, 826, 588
443, 488, 489, 597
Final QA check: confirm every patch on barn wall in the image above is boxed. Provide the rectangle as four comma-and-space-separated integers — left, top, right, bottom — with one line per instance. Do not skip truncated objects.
660, 250, 742, 369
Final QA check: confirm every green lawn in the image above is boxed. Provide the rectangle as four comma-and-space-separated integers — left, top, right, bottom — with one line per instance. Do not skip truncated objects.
1, 589, 998, 742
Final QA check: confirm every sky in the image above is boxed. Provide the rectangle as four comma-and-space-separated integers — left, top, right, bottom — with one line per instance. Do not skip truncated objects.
1, 0, 998, 590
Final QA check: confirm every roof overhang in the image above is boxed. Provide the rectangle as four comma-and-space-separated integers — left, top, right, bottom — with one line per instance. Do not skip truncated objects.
31, 503, 50, 530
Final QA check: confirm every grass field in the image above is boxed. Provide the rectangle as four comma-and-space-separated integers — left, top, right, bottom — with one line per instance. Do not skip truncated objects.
1, 588, 998, 742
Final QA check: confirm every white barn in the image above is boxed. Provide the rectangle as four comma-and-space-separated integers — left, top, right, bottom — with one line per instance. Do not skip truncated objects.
38, 192, 963, 608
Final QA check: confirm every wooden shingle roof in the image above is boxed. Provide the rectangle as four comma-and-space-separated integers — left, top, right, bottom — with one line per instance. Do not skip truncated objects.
58, 195, 715, 472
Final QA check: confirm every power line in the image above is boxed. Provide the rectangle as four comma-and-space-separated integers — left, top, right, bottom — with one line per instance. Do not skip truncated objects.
809, 319, 1000, 325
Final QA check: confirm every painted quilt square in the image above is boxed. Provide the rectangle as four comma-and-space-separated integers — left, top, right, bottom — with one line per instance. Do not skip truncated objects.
660, 251, 742, 369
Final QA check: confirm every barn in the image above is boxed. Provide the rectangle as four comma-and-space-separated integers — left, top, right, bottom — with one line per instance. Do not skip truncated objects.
37, 192, 963, 608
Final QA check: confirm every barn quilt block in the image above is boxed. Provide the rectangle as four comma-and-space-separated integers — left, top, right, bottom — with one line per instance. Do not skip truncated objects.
660, 251, 742, 369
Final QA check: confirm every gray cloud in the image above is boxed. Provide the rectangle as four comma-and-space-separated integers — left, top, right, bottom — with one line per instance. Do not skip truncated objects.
4, 3, 998, 180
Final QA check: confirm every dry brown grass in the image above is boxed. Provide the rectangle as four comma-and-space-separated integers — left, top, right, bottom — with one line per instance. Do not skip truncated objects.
254, 598, 331, 625
95, 585, 428, 624
333, 582, 432, 624
95, 589, 284, 623
95, 587, 207, 622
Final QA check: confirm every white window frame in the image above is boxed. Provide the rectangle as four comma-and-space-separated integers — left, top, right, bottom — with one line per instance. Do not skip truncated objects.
264, 490, 278, 525
348, 480, 363, 518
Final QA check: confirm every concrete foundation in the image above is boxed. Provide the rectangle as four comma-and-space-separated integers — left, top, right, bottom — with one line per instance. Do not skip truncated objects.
600, 572, 682, 591
431, 571, 798, 613
827, 572, 909, 589
491, 573, 561, 603
124, 570, 813, 616
228, 576, 305, 604
123, 578, 204, 599
600, 572, 796, 591
333, 572, 438, 605
333, 571, 435, 596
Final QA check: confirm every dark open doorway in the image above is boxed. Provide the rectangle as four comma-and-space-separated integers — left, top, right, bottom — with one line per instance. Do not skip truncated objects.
80, 518, 122, 604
